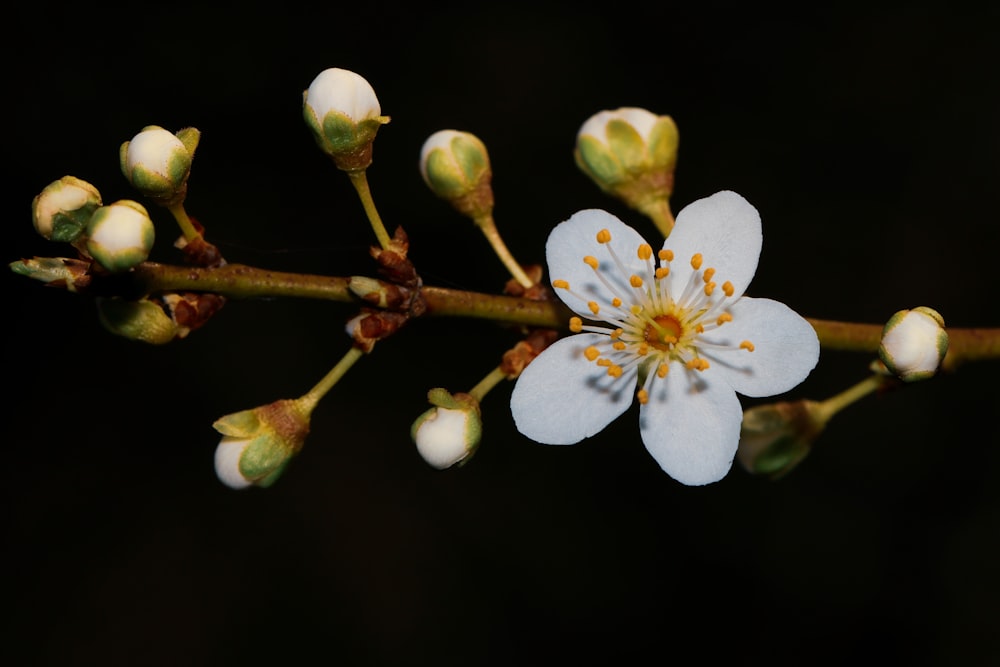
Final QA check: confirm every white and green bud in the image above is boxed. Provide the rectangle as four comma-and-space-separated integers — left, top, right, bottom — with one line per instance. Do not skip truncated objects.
574, 107, 679, 214
85, 200, 155, 273
96, 297, 182, 345
302, 67, 390, 171
411, 388, 482, 470
120, 125, 199, 206
878, 307, 949, 382
419, 130, 494, 218
213, 398, 313, 489
31, 175, 102, 243
737, 400, 825, 480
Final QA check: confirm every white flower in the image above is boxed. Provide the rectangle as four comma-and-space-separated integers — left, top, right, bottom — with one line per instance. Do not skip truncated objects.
509, 191, 820, 485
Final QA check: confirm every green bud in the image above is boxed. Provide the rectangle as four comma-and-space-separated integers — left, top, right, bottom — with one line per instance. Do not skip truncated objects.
85, 200, 155, 273
737, 400, 825, 479
302, 68, 390, 171
96, 297, 182, 344
120, 125, 198, 206
9, 257, 91, 292
878, 307, 949, 382
419, 130, 494, 218
213, 398, 313, 489
411, 388, 482, 469
31, 175, 102, 243
574, 107, 679, 213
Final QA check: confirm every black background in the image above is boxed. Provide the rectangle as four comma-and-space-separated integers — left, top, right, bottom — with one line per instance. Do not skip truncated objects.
6, 3, 1000, 665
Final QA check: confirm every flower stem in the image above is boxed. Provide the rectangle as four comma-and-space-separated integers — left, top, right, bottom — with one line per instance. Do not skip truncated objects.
639, 197, 675, 238
813, 373, 890, 426
299, 346, 366, 411
467, 365, 510, 403
166, 202, 201, 242
473, 213, 535, 289
347, 169, 392, 250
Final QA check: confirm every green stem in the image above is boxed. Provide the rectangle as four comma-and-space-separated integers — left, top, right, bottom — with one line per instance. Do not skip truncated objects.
299, 346, 366, 411
347, 170, 392, 250
473, 213, 535, 289
639, 197, 675, 238
813, 374, 890, 426
166, 202, 201, 242
467, 365, 509, 402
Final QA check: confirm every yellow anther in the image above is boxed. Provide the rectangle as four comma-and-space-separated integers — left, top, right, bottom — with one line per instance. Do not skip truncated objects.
637, 388, 649, 405
695, 323, 705, 333
740, 340, 756, 352
704, 281, 716, 296
629, 275, 644, 288
552, 279, 570, 289
612, 341, 627, 351
610, 328, 623, 339
588, 301, 600, 314
597, 358, 612, 367
630, 305, 643, 315
637, 244, 653, 260
686, 358, 710, 371
703, 267, 716, 283
584, 346, 600, 361
596, 229, 612, 244
612, 297, 622, 307
569, 316, 583, 332
657, 363, 669, 378
637, 343, 650, 356
716, 312, 733, 326
723, 281, 735, 297
655, 267, 670, 280
659, 249, 674, 261
583, 256, 599, 269
690, 253, 703, 270
607, 365, 623, 378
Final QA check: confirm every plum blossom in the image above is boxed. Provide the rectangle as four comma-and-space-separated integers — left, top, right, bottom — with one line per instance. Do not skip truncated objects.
509, 191, 820, 485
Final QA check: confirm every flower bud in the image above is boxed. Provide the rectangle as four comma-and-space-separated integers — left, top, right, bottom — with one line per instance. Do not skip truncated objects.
574, 107, 679, 213
8, 257, 91, 292
302, 67, 390, 171
120, 125, 199, 206
31, 175, 102, 243
737, 400, 825, 479
878, 307, 949, 382
411, 388, 482, 469
85, 200, 155, 273
212, 398, 313, 489
419, 129, 494, 219
96, 297, 182, 344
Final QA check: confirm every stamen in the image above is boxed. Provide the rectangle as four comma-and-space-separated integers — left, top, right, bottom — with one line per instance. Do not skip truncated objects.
704, 281, 716, 296
607, 365, 623, 378
584, 346, 600, 361
637, 388, 649, 404
723, 281, 734, 297
613, 341, 627, 351
629, 275, 644, 288
655, 267, 669, 279
552, 279, 569, 289
588, 301, 600, 314
610, 328, 624, 339
686, 358, 710, 371
596, 229, 612, 244
583, 256, 599, 270
740, 340, 755, 352
657, 363, 669, 378
569, 317, 583, 332
659, 249, 674, 262
597, 358, 612, 367
690, 253, 703, 270
703, 268, 716, 283
716, 313, 733, 326
611, 297, 622, 307
637, 244, 653, 260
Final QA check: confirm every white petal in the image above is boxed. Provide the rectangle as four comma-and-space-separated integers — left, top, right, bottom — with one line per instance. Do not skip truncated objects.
639, 366, 743, 485
510, 333, 637, 445
701, 297, 820, 397
545, 209, 649, 318
665, 191, 762, 300
214, 437, 252, 490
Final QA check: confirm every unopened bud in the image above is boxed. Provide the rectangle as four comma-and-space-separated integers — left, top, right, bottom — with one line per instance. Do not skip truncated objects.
302, 68, 390, 171
419, 129, 494, 218
737, 400, 825, 479
31, 176, 102, 243
878, 307, 949, 382
96, 297, 182, 344
85, 200, 155, 273
212, 398, 313, 489
411, 388, 482, 469
120, 125, 199, 206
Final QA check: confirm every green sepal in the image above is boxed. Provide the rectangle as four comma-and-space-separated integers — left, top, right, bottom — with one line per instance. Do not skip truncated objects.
238, 436, 292, 482
424, 149, 467, 199
451, 134, 489, 183
212, 408, 261, 438
647, 116, 679, 169
604, 118, 647, 173
175, 127, 201, 157
575, 135, 621, 187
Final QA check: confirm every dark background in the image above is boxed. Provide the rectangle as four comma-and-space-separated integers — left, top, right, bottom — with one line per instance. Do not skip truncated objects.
6, 3, 999, 665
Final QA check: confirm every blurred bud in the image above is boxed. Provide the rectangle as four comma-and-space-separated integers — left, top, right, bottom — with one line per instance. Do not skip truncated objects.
120, 125, 199, 206
8, 257, 92, 292
212, 398, 313, 489
302, 67, 390, 171
878, 307, 949, 382
411, 388, 482, 469
85, 200, 155, 273
96, 297, 182, 344
737, 400, 825, 479
574, 107, 679, 213
419, 129, 494, 219
31, 175, 102, 243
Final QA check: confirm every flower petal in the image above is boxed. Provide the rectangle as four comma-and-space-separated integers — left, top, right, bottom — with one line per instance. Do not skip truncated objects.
510, 333, 637, 444
665, 191, 762, 299
639, 366, 743, 485
700, 297, 820, 397
545, 209, 649, 318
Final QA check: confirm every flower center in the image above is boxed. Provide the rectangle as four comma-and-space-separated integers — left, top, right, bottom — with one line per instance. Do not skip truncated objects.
553, 227, 756, 405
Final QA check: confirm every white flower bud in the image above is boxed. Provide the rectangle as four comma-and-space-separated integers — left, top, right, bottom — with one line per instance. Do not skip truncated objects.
31, 175, 102, 242
878, 307, 949, 382
214, 436, 254, 490
85, 200, 155, 273
119, 125, 198, 204
411, 388, 482, 469
302, 68, 390, 170
212, 398, 313, 489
